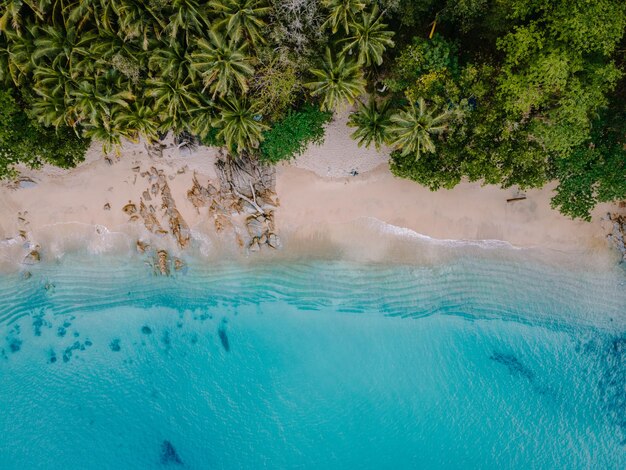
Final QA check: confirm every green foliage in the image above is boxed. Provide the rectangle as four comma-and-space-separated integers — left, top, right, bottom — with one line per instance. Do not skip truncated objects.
387, 98, 457, 158
306, 47, 366, 111
322, 0, 367, 35
210, 0, 271, 49
380, 0, 626, 218
259, 105, 332, 163
495, 1, 624, 157
201, 127, 226, 147
216, 98, 269, 154
250, 49, 301, 121
191, 30, 255, 98
384, 35, 459, 94
348, 98, 391, 150
0, 90, 89, 178
1, 0, 624, 221
340, 5, 394, 67
551, 108, 626, 220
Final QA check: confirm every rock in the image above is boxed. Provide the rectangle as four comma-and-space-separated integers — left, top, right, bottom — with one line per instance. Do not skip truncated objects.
174, 258, 184, 271
21, 271, 32, 280
267, 233, 280, 249
132, 166, 140, 172
23, 249, 40, 264
17, 177, 37, 189
187, 175, 212, 209
161, 180, 190, 249
259, 233, 267, 245
136, 240, 149, 254
249, 238, 261, 252
246, 216, 265, 238
122, 202, 137, 215
156, 250, 170, 276
139, 201, 164, 233
607, 213, 626, 262
103, 203, 111, 211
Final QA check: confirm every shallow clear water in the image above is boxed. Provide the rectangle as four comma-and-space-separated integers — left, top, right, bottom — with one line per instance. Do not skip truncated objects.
1, 251, 625, 469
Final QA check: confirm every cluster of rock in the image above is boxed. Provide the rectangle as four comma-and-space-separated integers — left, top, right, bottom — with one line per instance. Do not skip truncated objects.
15, 211, 40, 272
187, 152, 281, 252
122, 166, 190, 276
121, 152, 281, 275
606, 213, 626, 262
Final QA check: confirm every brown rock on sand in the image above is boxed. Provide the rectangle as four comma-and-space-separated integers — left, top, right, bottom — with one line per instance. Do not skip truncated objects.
122, 202, 137, 215
156, 250, 170, 276
23, 249, 41, 264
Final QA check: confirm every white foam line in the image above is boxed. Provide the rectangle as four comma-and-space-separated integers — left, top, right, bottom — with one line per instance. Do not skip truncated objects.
360, 217, 522, 250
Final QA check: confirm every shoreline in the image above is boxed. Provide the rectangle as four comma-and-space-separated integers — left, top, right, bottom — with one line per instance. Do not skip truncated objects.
1, 131, 624, 273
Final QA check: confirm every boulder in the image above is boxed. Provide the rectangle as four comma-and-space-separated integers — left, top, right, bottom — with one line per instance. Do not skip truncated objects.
23, 249, 40, 264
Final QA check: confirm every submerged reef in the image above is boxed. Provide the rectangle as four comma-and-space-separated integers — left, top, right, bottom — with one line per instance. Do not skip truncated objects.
218, 319, 230, 352
160, 440, 183, 466
598, 335, 626, 442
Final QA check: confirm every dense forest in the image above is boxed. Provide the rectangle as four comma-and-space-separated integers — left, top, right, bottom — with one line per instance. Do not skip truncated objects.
0, 0, 624, 220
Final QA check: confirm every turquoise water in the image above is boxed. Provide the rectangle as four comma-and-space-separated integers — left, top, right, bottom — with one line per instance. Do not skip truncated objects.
1, 251, 625, 469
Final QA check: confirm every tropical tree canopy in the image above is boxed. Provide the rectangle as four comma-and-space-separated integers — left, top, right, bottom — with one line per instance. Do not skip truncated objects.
210, 0, 271, 48
347, 97, 391, 150
340, 5, 394, 66
191, 30, 254, 99
216, 97, 268, 153
388, 98, 455, 159
305, 47, 366, 111
0, 0, 624, 218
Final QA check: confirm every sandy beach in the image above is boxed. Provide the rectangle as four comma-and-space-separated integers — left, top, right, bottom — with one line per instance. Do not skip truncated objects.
0, 116, 623, 272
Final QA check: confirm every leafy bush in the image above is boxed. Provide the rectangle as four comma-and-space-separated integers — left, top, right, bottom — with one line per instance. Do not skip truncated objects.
0, 90, 90, 179
384, 34, 459, 93
259, 105, 332, 163
551, 108, 626, 220
200, 127, 226, 148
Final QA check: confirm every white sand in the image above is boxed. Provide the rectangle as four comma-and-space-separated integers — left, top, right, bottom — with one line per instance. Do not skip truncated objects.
0, 122, 623, 271
290, 107, 389, 177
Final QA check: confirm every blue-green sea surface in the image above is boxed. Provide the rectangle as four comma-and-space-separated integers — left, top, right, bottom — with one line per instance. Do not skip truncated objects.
0, 251, 625, 469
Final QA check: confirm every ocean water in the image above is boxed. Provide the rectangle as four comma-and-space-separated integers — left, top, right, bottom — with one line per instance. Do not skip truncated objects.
0, 250, 625, 469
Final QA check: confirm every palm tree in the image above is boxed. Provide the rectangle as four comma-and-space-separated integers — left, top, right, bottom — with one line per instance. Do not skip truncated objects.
191, 30, 254, 98
210, 0, 271, 48
340, 5, 394, 66
215, 97, 268, 154
305, 47, 366, 111
145, 77, 201, 133
31, 63, 78, 126
165, 0, 209, 46
0, 28, 36, 85
82, 108, 135, 154
322, 0, 366, 35
112, 0, 166, 47
148, 42, 195, 86
71, 78, 135, 127
33, 25, 96, 70
348, 97, 391, 150
30, 86, 75, 128
0, 0, 32, 34
115, 100, 160, 143
388, 97, 455, 159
